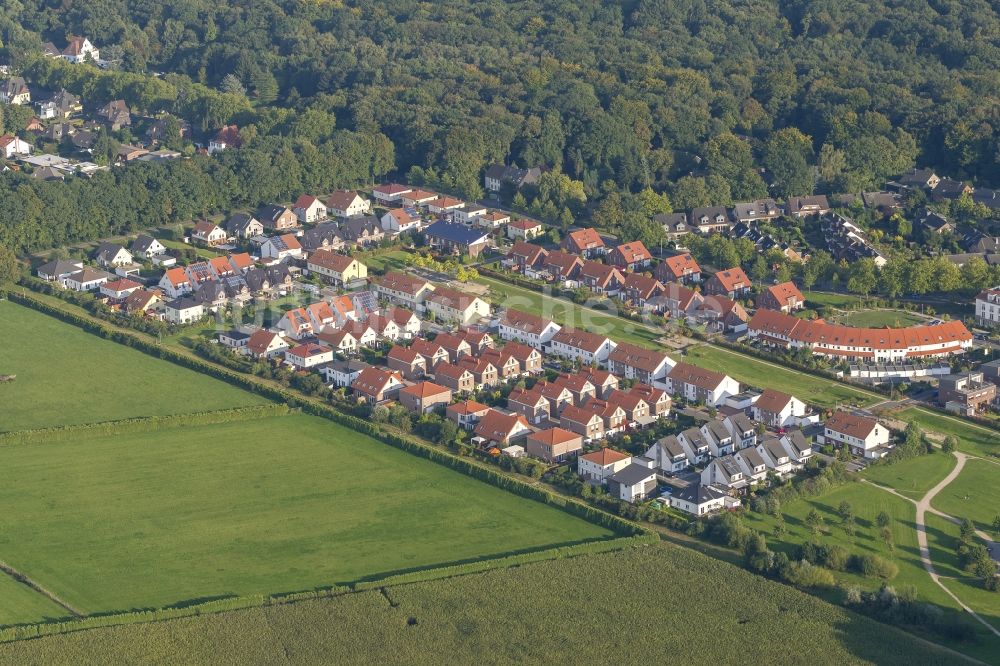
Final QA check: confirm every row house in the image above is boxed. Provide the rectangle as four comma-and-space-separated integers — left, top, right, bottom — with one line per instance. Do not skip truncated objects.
434, 362, 476, 394
579, 261, 624, 296
543, 250, 584, 284
560, 404, 606, 441
498, 309, 561, 350
425, 288, 491, 325
646, 435, 690, 473
307, 250, 367, 286
677, 427, 711, 465
506, 241, 548, 276
701, 419, 736, 457
549, 327, 617, 365
410, 338, 450, 368
724, 413, 758, 450
430, 332, 473, 363
458, 356, 500, 389
622, 273, 665, 309
480, 348, 522, 380
628, 384, 672, 417
664, 362, 740, 407
351, 367, 405, 405
387, 345, 427, 380
607, 342, 675, 385
605, 390, 650, 426
507, 385, 551, 425
581, 399, 627, 437
578, 368, 619, 399
374, 271, 435, 309
734, 447, 769, 484
474, 410, 532, 446
701, 456, 748, 492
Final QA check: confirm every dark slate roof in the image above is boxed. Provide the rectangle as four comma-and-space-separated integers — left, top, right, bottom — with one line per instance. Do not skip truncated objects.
424, 221, 490, 245
673, 483, 727, 505
609, 463, 656, 487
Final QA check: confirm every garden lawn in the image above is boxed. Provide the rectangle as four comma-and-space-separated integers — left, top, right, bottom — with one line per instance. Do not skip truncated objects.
862, 453, 957, 500
929, 458, 1000, 535
361, 249, 411, 272
803, 291, 862, 309
0, 575, 70, 627
895, 408, 1000, 459
837, 310, 925, 328
744, 483, 956, 612
477, 275, 664, 347
0, 301, 266, 433
682, 345, 878, 408
0, 544, 962, 665
0, 414, 612, 615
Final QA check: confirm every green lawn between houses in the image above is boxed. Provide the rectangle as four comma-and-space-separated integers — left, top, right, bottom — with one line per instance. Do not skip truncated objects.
930, 458, 1000, 536
862, 453, 957, 500
0, 300, 266, 432
0, 543, 963, 666
895, 407, 1000, 459
0, 413, 612, 617
836, 309, 926, 328
0, 575, 69, 628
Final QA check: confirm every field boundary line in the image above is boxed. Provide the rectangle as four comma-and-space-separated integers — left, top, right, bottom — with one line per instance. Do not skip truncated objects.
0, 563, 83, 618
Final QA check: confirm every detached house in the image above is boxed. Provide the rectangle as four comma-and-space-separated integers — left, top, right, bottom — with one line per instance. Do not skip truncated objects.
423, 221, 491, 258
646, 435, 690, 473
608, 241, 653, 272
95, 100, 130, 131
705, 267, 751, 299
342, 216, 384, 247
381, 208, 419, 234
665, 362, 739, 407
257, 205, 298, 232
484, 164, 541, 193
284, 343, 334, 369
192, 221, 228, 247
372, 183, 412, 204
820, 411, 891, 459
164, 297, 204, 324
326, 190, 370, 218
447, 399, 491, 430
307, 250, 367, 286
701, 456, 747, 492
506, 218, 543, 240
352, 367, 405, 405
244, 330, 289, 359
526, 428, 583, 463
656, 254, 701, 284
58, 36, 100, 63
130, 234, 167, 259
577, 448, 631, 483
758, 281, 805, 313
293, 195, 327, 224
425, 288, 491, 325
474, 410, 532, 446
260, 234, 303, 261
550, 327, 616, 365
690, 207, 731, 234
94, 243, 134, 268
226, 213, 264, 240
752, 389, 807, 429
399, 381, 452, 414
0, 77, 30, 105
208, 125, 241, 154
786, 195, 830, 218
670, 483, 737, 516
607, 461, 658, 503
159, 267, 193, 298
562, 228, 606, 258
65, 268, 112, 292
37, 259, 84, 286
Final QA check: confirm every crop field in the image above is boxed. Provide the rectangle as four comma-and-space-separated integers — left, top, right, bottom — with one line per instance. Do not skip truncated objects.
930, 458, 1000, 535
0, 543, 962, 665
894, 408, 1000, 459
862, 453, 957, 499
682, 345, 878, 408
0, 413, 612, 616
0, 301, 266, 432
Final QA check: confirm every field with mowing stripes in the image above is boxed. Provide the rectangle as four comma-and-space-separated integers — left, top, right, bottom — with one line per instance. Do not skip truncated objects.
0, 575, 69, 627
0, 301, 266, 432
0, 413, 612, 616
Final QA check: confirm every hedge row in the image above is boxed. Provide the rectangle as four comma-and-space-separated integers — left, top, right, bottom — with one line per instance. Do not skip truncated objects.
5, 288, 648, 540
0, 405, 290, 446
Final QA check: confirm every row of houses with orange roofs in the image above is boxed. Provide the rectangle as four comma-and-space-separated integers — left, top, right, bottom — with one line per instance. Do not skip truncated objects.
748, 308, 974, 362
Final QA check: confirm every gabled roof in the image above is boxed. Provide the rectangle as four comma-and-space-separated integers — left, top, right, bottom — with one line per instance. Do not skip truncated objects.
376, 271, 433, 296
622, 272, 663, 298
162, 267, 191, 287
661, 254, 700, 278
426, 287, 484, 312
579, 260, 623, 287
824, 411, 879, 439
352, 367, 403, 396
373, 183, 412, 196
710, 267, 750, 292
287, 343, 332, 360
423, 221, 490, 246
561, 403, 603, 426
434, 362, 473, 381
579, 448, 629, 465
326, 189, 364, 210
447, 399, 490, 415
508, 241, 548, 265
608, 342, 672, 372
293, 194, 322, 210
612, 241, 652, 264
754, 388, 794, 414
246, 330, 285, 355
763, 281, 804, 305
500, 309, 557, 334
564, 228, 604, 252
668, 362, 732, 391
399, 381, 450, 399
474, 409, 530, 440
528, 428, 581, 447
387, 345, 425, 365
543, 250, 583, 277
552, 326, 611, 353
308, 249, 357, 273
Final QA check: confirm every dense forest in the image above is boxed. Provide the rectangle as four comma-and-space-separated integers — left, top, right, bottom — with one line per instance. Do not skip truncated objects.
0, 0, 998, 253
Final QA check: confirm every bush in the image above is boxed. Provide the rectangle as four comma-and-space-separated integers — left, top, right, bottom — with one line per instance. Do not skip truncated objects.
853, 554, 899, 580
824, 545, 850, 572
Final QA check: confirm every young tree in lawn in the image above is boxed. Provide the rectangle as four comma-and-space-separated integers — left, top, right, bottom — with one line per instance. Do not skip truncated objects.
877, 511, 892, 529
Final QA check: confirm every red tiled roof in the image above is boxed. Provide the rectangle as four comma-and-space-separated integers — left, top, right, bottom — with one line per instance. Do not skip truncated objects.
579, 448, 629, 465
754, 388, 793, 414
528, 428, 581, 447
613, 241, 652, 263
399, 381, 450, 399
667, 361, 731, 391
825, 411, 878, 440
661, 254, 700, 278
552, 326, 610, 353
308, 249, 356, 273
565, 228, 604, 251
711, 267, 750, 292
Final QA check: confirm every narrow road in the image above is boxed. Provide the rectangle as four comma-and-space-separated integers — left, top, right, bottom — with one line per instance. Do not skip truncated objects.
864, 452, 1000, 639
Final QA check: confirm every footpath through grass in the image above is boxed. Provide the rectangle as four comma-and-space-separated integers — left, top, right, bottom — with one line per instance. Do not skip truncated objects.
895, 407, 1000, 459
862, 453, 957, 500
0, 543, 963, 665
0, 300, 266, 432
0, 413, 612, 615
930, 458, 1000, 536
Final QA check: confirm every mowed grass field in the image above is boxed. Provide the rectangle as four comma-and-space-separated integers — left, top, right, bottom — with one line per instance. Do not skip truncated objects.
0, 413, 612, 616
0, 301, 266, 432
0, 575, 69, 627
836, 309, 926, 328
895, 407, 1000, 459
863, 453, 957, 499
930, 458, 1000, 535
683, 345, 878, 408
0, 544, 962, 666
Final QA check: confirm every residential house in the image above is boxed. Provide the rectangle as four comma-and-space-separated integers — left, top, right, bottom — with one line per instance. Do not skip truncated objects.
578, 261, 625, 295
507, 386, 551, 424
307, 250, 367, 286
608, 241, 652, 272
758, 281, 805, 313
226, 213, 264, 240
130, 234, 167, 259
704, 267, 751, 299
425, 288, 491, 325
164, 297, 204, 324
670, 484, 738, 516
786, 195, 830, 218
341, 320, 378, 348
732, 199, 782, 224
690, 206, 731, 234
974, 287, 1000, 327
59, 36, 100, 63
665, 362, 740, 407
474, 410, 532, 446
342, 216, 385, 247
423, 221, 491, 258
278, 302, 337, 340
260, 234, 303, 261
458, 330, 494, 354
285, 343, 334, 370
293, 195, 327, 224
0, 77, 30, 105
724, 413, 758, 450
734, 447, 768, 484
367, 314, 402, 343
208, 125, 241, 154
372, 183, 412, 204
526, 428, 583, 463
36, 259, 84, 286
351, 367, 405, 405
400, 189, 438, 207
386, 345, 427, 380
581, 398, 627, 436
319, 359, 370, 388
701, 456, 747, 492
536, 381, 575, 416
577, 448, 631, 483
554, 373, 597, 405
505, 241, 549, 275
244, 330, 289, 359
158, 267, 193, 298
409, 339, 449, 368
607, 343, 674, 385
381, 208, 419, 234
580, 368, 619, 399
562, 228, 606, 258
931, 178, 972, 202
622, 273, 665, 309
498, 309, 561, 350
480, 348, 520, 380
387, 307, 422, 339
122, 288, 160, 315
938, 372, 998, 416
629, 384, 672, 417
99, 278, 142, 301
653, 282, 703, 321
780, 431, 813, 468
114, 144, 149, 164
95, 100, 130, 131
645, 436, 690, 473
696, 295, 750, 333
607, 461, 658, 503
484, 164, 541, 193
36, 89, 81, 120
398, 382, 452, 414
431, 333, 473, 363
315, 327, 358, 356
1, 134, 34, 158
434, 362, 476, 394
656, 254, 701, 284
752, 389, 807, 428
192, 221, 228, 247
655, 212, 691, 247
218, 330, 251, 351
757, 436, 794, 476
453, 203, 487, 225
458, 356, 500, 389
550, 327, 616, 365
560, 404, 605, 441
374, 271, 435, 309
425, 196, 465, 215
898, 168, 940, 190
500, 342, 543, 375
701, 419, 736, 457
300, 223, 346, 255
506, 219, 542, 240
257, 204, 298, 232
64, 268, 112, 292
446, 399, 491, 430
542, 250, 584, 284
